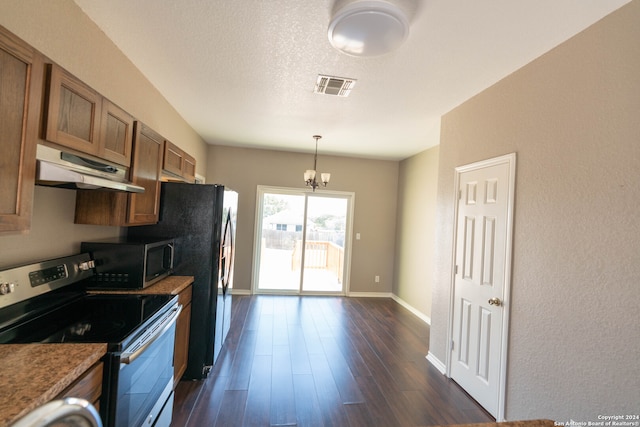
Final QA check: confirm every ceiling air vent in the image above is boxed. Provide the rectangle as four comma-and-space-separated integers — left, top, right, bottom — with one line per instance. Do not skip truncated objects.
314, 75, 356, 97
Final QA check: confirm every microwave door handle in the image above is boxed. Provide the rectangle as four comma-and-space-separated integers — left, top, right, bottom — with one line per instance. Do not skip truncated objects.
164, 243, 175, 270
120, 304, 182, 364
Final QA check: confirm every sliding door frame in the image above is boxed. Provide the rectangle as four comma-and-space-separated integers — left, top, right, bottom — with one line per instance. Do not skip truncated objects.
251, 185, 355, 296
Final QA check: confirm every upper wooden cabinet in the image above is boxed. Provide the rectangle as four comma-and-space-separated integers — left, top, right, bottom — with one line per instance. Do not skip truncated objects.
163, 140, 196, 183
75, 121, 164, 226
44, 63, 133, 167
0, 26, 43, 233
128, 122, 164, 224
100, 99, 134, 166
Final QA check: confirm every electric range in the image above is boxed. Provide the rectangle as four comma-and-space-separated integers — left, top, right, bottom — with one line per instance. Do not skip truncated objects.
0, 253, 180, 427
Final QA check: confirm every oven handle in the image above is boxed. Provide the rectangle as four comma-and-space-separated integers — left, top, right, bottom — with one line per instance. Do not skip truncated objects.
120, 304, 182, 365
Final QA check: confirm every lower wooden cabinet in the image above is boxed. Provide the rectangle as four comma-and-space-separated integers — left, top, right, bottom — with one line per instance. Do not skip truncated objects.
58, 361, 103, 410
174, 285, 192, 387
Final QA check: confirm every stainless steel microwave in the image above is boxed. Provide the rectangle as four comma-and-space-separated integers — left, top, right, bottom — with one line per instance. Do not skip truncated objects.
81, 237, 174, 289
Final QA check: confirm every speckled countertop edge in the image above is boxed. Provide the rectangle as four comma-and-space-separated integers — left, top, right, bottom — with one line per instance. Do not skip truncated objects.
0, 343, 107, 427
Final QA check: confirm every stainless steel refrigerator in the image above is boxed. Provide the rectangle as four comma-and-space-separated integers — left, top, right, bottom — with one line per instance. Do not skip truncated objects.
129, 182, 237, 379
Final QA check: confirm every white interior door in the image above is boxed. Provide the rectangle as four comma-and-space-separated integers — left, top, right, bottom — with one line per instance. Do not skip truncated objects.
449, 153, 516, 420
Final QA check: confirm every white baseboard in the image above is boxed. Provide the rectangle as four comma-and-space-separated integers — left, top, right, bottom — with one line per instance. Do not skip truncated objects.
232, 290, 395, 297
390, 294, 431, 325
347, 291, 393, 298
426, 352, 447, 375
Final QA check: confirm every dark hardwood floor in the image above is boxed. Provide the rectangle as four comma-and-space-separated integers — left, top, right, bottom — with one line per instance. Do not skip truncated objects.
171, 295, 493, 427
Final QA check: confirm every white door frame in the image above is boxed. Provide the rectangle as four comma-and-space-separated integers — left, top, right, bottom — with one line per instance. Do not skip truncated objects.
445, 153, 516, 421
251, 185, 355, 296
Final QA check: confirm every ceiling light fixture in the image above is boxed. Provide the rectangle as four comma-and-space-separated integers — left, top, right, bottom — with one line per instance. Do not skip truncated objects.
304, 135, 330, 191
328, 0, 409, 57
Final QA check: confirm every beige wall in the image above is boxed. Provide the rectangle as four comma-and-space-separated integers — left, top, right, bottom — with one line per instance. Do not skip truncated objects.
0, 0, 208, 267
431, 2, 640, 420
207, 145, 399, 294
394, 146, 439, 319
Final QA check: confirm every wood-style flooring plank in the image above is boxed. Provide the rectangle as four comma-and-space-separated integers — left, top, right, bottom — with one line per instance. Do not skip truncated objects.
352, 374, 404, 427
292, 374, 324, 427
243, 354, 272, 427
271, 345, 297, 426
184, 372, 228, 426
308, 352, 351, 426
319, 335, 365, 404
288, 323, 312, 375
213, 390, 247, 427
343, 403, 375, 427
170, 380, 203, 426
226, 329, 257, 390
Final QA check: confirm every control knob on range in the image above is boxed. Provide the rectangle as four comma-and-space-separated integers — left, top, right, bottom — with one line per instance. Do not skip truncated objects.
0, 282, 15, 295
78, 260, 95, 271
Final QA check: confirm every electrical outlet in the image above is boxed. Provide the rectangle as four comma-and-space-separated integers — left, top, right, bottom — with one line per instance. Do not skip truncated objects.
374, 275, 380, 283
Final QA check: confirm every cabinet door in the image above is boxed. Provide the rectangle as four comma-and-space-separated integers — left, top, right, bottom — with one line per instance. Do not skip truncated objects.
128, 121, 163, 224
182, 152, 196, 183
163, 140, 197, 183
45, 64, 101, 156
100, 99, 133, 166
163, 140, 184, 177
174, 300, 192, 386
0, 26, 42, 233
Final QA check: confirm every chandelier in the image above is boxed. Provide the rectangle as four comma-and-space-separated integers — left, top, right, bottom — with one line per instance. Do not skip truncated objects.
303, 135, 331, 191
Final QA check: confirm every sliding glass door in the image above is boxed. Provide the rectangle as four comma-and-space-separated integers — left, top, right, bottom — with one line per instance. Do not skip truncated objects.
253, 186, 353, 295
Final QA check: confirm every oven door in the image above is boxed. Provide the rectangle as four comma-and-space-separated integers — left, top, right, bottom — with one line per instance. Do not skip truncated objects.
103, 304, 181, 427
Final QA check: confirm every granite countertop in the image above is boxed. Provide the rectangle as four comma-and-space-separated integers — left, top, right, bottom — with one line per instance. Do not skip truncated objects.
88, 275, 193, 296
0, 343, 107, 427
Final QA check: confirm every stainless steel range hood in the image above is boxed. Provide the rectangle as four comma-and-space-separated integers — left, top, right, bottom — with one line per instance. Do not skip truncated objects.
36, 144, 144, 193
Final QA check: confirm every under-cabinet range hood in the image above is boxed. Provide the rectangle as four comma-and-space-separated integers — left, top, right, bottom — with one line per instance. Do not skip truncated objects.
35, 144, 144, 193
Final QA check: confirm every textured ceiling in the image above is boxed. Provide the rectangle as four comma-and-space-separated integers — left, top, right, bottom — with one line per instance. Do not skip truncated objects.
73, 0, 629, 160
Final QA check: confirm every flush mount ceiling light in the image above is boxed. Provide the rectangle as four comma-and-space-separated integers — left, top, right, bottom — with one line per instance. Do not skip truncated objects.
328, 0, 409, 57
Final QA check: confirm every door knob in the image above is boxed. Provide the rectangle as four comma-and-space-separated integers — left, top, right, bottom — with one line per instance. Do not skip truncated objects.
488, 297, 502, 306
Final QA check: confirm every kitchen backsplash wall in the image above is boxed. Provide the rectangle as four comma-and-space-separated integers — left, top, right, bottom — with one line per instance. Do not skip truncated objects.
0, 187, 122, 268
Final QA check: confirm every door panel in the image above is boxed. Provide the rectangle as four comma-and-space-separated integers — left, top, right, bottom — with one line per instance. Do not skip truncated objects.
256, 192, 305, 292
301, 195, 347, 292
481, 217, 496, 286
462, 216, 475, 280
449, 154, 515, 420
457, 298, 472, 366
